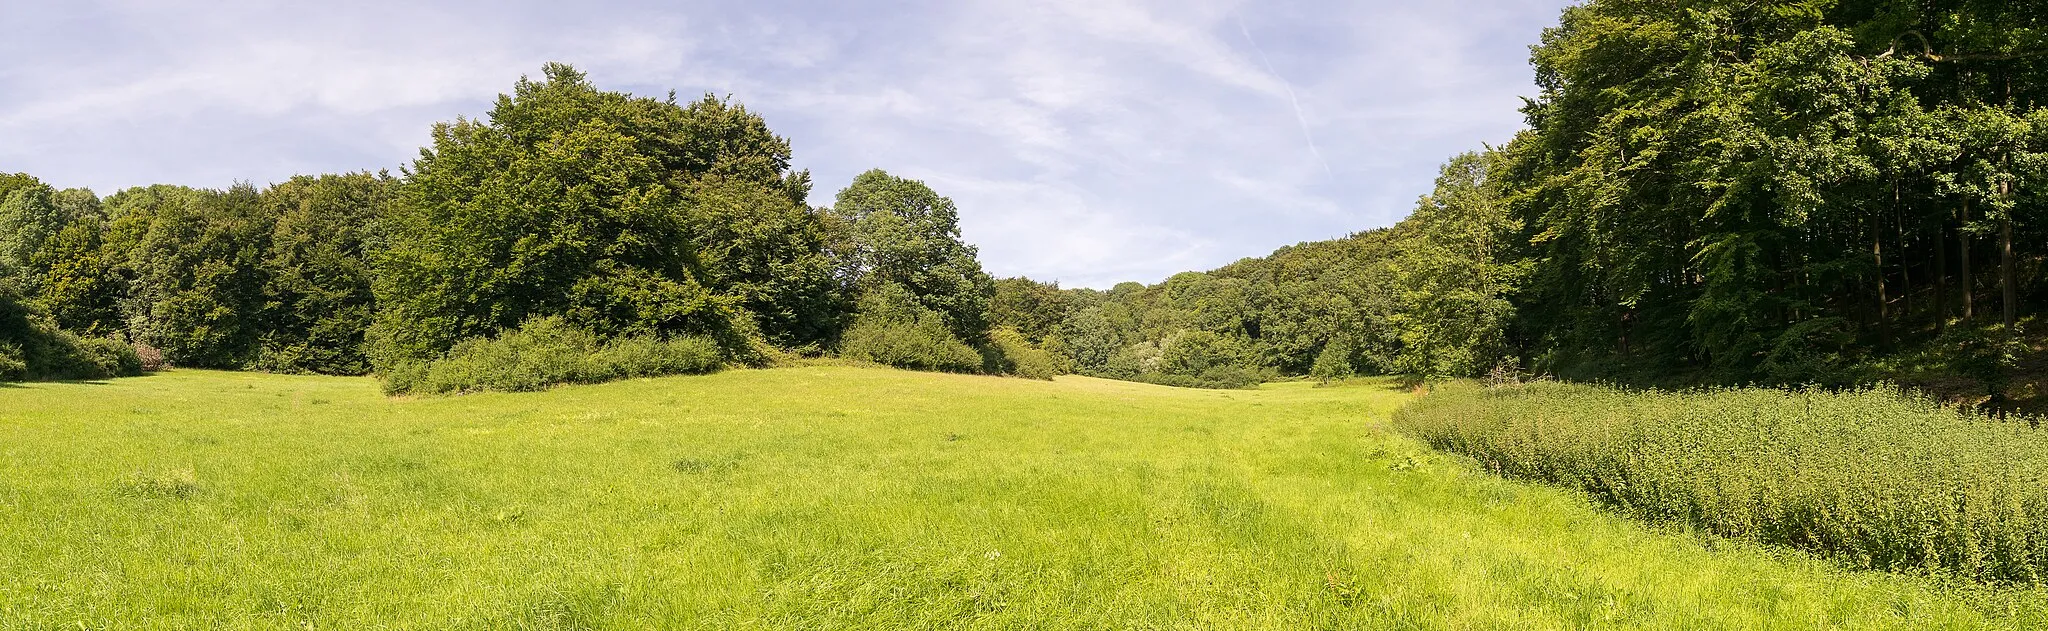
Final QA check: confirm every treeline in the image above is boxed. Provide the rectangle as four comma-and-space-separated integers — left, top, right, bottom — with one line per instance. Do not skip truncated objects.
1504, 0, 2048, 387
17, 0, 2046, 393
981, 152, 1516, 389
1011, 0, 2048, 393
0, 64, 1041, 391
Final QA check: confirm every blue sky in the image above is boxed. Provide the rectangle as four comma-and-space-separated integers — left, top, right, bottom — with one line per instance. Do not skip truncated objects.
1, 0, 1576, 288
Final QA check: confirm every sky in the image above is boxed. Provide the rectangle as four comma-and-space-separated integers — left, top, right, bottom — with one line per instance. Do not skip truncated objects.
1, 0, 1576, 288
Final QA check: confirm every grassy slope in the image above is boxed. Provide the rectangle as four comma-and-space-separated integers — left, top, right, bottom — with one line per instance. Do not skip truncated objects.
1, 368, 2043, 629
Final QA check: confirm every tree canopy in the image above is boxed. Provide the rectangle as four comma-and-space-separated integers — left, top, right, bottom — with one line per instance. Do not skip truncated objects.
370, 63, 834, 369
828, 169, 995, 343
12, 4, 2048, 400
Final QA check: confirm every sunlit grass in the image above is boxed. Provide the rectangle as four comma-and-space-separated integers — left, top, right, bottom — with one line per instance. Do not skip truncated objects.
2, 367, 2044, 628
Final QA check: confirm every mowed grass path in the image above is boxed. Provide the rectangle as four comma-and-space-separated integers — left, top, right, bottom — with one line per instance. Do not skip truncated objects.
3, 368, 2044, 629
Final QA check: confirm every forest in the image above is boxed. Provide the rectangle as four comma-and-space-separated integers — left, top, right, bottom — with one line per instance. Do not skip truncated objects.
6, 0, 2048, 403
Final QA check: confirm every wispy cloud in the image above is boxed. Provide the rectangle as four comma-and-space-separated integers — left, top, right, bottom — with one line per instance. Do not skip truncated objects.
1235, 12, 1331, 178
0, 0, 1573, 288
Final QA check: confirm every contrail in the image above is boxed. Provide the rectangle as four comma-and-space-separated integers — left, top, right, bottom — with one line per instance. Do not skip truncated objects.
1236, 14, 1332, 178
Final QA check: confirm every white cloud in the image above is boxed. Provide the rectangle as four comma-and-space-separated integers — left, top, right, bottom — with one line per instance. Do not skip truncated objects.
0, 0, 1574, 287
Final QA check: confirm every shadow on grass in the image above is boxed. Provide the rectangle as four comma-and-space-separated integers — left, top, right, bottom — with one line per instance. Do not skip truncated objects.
7, 372, 162, 388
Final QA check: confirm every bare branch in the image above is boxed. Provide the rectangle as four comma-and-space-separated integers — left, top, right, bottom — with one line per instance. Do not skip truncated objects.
1879, 30, 2048, 63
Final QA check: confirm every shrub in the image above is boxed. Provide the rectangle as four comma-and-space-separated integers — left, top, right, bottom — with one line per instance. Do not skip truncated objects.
1757, 316, 1857, 385
77, 338, 143, 378
1090, 332, 1265, 389
1158, 331, 1245, 377
987, 327, 1059, 380
6, 326, 144, 381
1310, 339, 1355, 384
1133, 365, 1265, 390
0, 343, 24, 382
1101, 342, 1158, 380
382, 317, 722, 395
585, 335, 724, 381
133, 342, 167, 372
838, 285, 982, 373
1396, 381, 2048, 584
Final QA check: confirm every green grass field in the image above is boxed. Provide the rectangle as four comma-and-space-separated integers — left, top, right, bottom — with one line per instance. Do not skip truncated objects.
4, 367, 2046, 629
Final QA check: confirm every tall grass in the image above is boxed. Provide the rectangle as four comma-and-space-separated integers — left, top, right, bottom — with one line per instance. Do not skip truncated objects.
1395, 381, 2048, 584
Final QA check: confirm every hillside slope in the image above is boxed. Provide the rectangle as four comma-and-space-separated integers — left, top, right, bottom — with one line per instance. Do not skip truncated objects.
1, 367, 2043, 628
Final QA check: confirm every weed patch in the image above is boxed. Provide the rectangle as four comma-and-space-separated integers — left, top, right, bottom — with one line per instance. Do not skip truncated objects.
112, 468, 200, 500
1397, 381, 2048, 584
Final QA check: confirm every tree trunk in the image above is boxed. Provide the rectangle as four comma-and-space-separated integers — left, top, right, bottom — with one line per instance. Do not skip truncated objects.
1963, 198, 1975, 321
1896, 185, 1913, 320
1936, 215, 1949, 332
2003, 180, 2017, 329
1875, 219, 1891, 349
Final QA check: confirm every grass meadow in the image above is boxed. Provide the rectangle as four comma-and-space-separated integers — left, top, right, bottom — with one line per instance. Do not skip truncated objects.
4, 367, 2047, 629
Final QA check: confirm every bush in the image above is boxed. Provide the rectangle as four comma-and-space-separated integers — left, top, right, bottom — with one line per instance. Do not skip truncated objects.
77, 338, 143, 378
382, 317, 722, 395
0, 343, 24, 382
1310, 339, 1356, 384
987, 327, 1059, 380
1158, 331, 1245, 377
1, 278, 145, 381
839, 285, 982, 373
133, 343, 167, 372
1086, 332, 1266, 389
6, 326, 144, 381
1133, 365, 1265, 390
1396, 380, 2048, 584
1101, 342, 1158, 380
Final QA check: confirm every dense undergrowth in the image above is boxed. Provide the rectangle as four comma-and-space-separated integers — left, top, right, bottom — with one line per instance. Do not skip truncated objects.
1396, 380, 2048, 585
0, 284, 144, 382
381, 317, 723, 395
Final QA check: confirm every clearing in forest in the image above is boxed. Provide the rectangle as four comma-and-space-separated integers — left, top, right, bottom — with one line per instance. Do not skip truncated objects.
1, 367, 2042, 629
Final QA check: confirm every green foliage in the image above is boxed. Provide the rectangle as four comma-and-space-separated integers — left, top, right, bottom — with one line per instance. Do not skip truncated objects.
1310, 338, 1355, 384
1758, 316, 1859, 384
1129, 365, 1265, 390
0, 183, 125, 339
125, 184, 275, 369
838, 284, 982, 373
1045, 152, 1516, 388
986, 327, 1059, 380
74, 337, 144, 379
1399, 380, 2048, 584
0, 181, 65, 282
685, 175, 848, 347
0, 343, 24, 381
254, 173, 391, 375
829, 169, 995, 342
1498, 0, 2048, 385
0, 173, 41, 205
382, 316, 722, 395
33, 201, 122, 338
989, 277, 1068, 345
0, 280, 143, 381
1387, 152, 1519, 377
372, 64, 811, 369
1056, 302, 1135, 375
1158, 330, 1247, 377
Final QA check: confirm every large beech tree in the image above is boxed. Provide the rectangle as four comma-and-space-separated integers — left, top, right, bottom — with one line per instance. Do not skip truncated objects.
828, 169, 995, 342
370, 63, 840, 367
